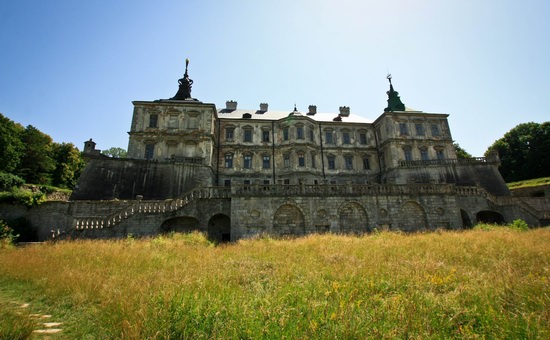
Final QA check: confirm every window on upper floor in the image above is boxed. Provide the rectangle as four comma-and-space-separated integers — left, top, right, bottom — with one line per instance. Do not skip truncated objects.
225, 154, 233, 168
325, 130, 334, 144
436, 149, 445, 160
420, 148, 429, 161
224, 179, 231, 187
404, 147, 413, 161
243, 128, 253, 142
431, 124, 440, 136
362, 156, 370, 170
399, 123, 408, 135
225, 128, 234, 141
344, 155, 353, 170
296, 126, 304, 140
149, 114, 158, 128
298, 152, 305, 167
243, 154, 253, 169
144, 143, 155, 159
415, 123, 424, 136
283, 153, 290, 168
262, 155, 270, 169
262, 130, 270, 142
359, 132, 367, 145
168, 115, 178, 129
327, 155, 336, 169
283, 127, 289, 141
311, 152, 316, 168
187, 113, 199, 129
309, 128, 315, 142
342, 131, 351, 144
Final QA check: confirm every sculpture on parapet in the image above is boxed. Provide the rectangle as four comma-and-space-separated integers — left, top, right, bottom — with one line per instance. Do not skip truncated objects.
171, 58, 194, 100
384, 74, 406, 112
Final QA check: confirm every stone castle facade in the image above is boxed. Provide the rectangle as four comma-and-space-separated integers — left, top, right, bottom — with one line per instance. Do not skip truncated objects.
3, 69, 548, 242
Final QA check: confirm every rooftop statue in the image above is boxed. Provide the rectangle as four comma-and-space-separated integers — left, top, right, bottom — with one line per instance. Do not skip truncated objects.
171, 58, 194, 100
384, 74, 406, 112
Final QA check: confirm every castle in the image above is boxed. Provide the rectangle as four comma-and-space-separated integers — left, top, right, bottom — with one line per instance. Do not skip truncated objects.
3, 63, 548, 242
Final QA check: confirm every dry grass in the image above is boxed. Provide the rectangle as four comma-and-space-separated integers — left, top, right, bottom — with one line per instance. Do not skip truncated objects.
0, 227, 549, 338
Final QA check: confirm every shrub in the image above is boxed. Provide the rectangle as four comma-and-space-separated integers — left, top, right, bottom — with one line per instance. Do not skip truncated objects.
0, 172, 25, 190
510, 219, 529, 231
0, 219, 18, 247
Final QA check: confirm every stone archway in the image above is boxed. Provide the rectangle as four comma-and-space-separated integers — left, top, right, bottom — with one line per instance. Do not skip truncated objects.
208, 214, 231, 243
273, 204, 305, 236
160, 216, 200, 234
476, 210, 505, 224
461, 209, 473, 228
400, 201, 428, 231
339, 201, 369, 234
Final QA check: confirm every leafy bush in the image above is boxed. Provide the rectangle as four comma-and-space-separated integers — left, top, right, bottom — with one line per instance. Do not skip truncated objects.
510, 219, 529, 231
0, 187, 47, 207
0, 172, 25, 190
0, 219, 18, 247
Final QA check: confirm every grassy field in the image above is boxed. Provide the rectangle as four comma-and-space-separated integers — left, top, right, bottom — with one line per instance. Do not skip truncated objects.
1, 227, 549, 339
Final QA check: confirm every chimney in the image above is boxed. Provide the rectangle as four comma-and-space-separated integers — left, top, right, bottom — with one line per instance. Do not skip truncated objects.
339, 106, 350, 117
226, 100, 237, 111
259, 103, 268, 112
307, 105, 317, 115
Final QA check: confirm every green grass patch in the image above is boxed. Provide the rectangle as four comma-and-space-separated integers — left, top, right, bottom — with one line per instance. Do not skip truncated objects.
0, 229, 548, 338
507, 177, 550, 189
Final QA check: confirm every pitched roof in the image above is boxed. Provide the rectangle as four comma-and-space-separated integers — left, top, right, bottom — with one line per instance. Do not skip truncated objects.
217, 108, 373, 124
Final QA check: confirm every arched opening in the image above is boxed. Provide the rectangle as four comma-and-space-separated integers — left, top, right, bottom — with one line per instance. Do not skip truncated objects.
339, 202, 369, 234
208, 214, 231, 243
273, 204, 305, 236
160, 216, 201, 234
476, 210, 505, 224
461, 209, 473, 229
400, 201, 428, 231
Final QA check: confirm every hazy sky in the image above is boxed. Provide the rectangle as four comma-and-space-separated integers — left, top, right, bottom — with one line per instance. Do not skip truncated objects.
1, 0, 548, 156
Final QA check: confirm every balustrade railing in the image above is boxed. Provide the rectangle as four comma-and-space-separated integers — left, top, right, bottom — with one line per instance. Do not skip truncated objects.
399, 157, 487, 167
74, 186, 230, 230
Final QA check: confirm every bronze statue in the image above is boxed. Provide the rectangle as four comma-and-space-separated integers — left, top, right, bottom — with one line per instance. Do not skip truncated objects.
171, 58, 194, 100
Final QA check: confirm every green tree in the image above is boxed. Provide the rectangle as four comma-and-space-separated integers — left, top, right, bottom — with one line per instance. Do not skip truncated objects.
101, 147, 127, 158
52, 142, 85, 189
0, 113, 25, 173
485, 122, 550, 182
17, 125, 56, 185
453, 142, 473, 159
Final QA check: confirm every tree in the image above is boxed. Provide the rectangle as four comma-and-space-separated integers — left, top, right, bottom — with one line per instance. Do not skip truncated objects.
485, 122, 550, 182
52, 143, 85, 189
101, 147, 127, 158
17, 125, 56, 185
453, 143, 473, 159
0, 113, 25, 173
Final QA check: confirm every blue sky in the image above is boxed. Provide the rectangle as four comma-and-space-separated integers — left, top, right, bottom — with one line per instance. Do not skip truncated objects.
1, 0, 549, 157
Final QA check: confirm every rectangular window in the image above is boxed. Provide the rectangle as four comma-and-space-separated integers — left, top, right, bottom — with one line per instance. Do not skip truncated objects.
359, 133, 367, 145
144, 144, 154, 159
327, 155, 335, 170
225, 128, 234, 141
298, 154, 305, 167
345, 155, 353, 170
436, 149, 445, 160
244, 129, 252, 142
420, 149, 429, 161
404, 148, 412, 161
225, 154, 233, 168
224, 179, 231, 187
399, 123, 408, 135
311, 153, 316, 168
309, 129, 315, 142
283, 127, 289, 141
325, 131, 333, 144
149, 114, 158, 128
244, 155, 252, 169
431, 124, 440, 136
262, 155, 270, 169
283, 154, 290, 168
363, 157, 370, 170
415, 123, 424, 136
296, 126, 304, 140
343, 132, 351, 144
262, 130, 270, 142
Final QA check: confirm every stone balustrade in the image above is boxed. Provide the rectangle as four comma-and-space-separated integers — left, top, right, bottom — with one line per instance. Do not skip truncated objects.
399, 157, 487, 168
